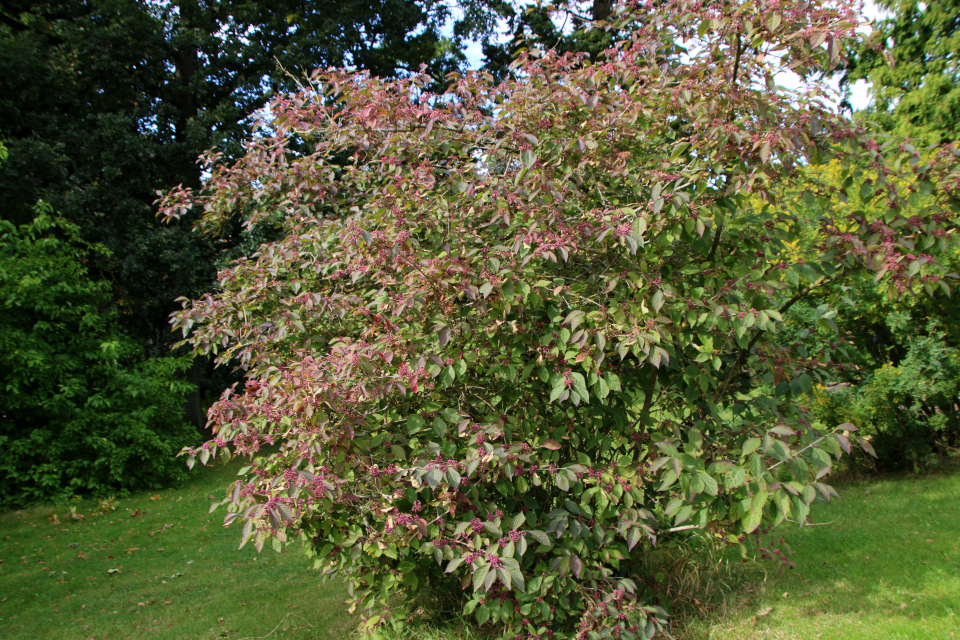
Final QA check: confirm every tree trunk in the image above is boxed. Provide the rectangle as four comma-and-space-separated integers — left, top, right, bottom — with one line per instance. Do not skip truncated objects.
592, 0, 614, 21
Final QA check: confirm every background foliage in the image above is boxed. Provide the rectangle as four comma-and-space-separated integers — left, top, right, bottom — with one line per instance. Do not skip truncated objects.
0, 0, 514, 504
0, 0, 510, 433
0, 210, 199, 507
845, 0, 960, 145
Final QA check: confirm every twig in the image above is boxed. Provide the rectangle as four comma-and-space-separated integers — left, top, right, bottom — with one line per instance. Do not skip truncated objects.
662, 524, 700, 533
240, 613, 314, 640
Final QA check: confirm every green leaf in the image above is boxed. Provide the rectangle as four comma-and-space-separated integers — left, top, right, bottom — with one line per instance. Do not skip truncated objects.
424, 468, 443, 489
528, 530, 552, 547
520, 149, 537, 168
742, 437, 761, 456
725, 466, 746, 489
473, 565, 490, 593
742, 507, 762, 533
571, 373, 589, 403
626, 526, 642, 550
549, 382, 565, 403
652, 289, 665, 312
658, 469, 678, 491
441, 366, 455, 388
696, 470, 718, 496
407, 414, 426, 434
743, 489, 768, 534
446, 468, 461, 489
597, 377, 610, 399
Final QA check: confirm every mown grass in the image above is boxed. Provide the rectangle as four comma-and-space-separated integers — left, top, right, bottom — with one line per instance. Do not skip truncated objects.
682, 472, 960, 640
2, 461, 958, 640
0, 459, 355, 640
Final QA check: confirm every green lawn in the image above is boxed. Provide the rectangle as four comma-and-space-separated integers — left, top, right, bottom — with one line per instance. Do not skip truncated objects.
2, 463, 958, 640
685, 473, 960, 640
0, 459, 355, 640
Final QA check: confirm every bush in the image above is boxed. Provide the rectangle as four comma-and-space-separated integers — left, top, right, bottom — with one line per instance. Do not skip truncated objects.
0, 210, 200, 506
772, 158, 960, 471
163, 2, 960, 638
810, 314, 960, 470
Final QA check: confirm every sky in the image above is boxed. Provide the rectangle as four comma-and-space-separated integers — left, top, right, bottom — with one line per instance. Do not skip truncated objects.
839, 0, 891, 111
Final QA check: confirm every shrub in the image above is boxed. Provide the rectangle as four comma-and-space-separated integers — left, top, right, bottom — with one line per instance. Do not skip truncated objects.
775, 160, 960, 471
163, 1, 960, 638
0, 210, 200, 506
810, 313, 960, 470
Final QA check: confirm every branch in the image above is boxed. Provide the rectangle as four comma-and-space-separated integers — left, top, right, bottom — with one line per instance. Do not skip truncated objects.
714, 275, 838, 400
662, 524, 700, 533
630, 365, 659, 435
0, 8, 64, 44
731, 32, 744, 87
706, 223, 724, 263
0, 10, 28, 34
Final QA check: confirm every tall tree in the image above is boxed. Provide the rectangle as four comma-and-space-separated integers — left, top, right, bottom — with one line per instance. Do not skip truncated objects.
0, 0, 493, 424
478, 0, 637, 83
845, 0, 960, 144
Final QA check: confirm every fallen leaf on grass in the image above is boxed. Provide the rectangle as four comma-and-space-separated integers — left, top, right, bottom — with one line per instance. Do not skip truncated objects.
757, 606, 773, 617
107, 568, 121, 575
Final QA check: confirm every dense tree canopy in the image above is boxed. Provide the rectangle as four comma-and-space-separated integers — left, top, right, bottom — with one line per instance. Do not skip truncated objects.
0, 0, 497, 348
0, 0, 510, 439
845, 0, 960, 144
819, 0, 960, 469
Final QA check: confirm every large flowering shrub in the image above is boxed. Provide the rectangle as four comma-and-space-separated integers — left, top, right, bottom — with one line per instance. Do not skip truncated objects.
162, 1, 960, 638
